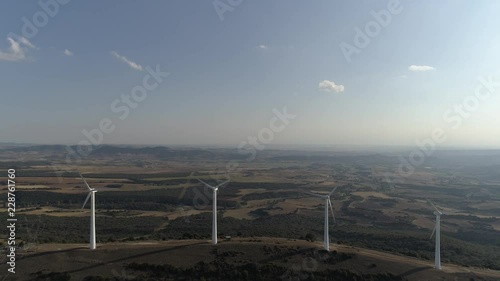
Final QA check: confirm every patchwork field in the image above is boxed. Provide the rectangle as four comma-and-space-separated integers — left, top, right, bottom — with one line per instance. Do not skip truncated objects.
1, 145, 499, 280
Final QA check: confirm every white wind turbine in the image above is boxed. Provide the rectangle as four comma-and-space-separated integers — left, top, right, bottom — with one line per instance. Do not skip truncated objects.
197, 178, 230, 245
304, 187, 338, 251
428, 200, 443, 270
79, 172, 97, 250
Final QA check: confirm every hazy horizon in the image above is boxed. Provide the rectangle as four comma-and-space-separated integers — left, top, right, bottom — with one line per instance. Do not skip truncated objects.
2, 141, 500, 152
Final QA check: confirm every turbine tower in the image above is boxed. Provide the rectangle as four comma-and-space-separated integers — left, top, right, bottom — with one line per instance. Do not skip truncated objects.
197, 178, 230, 245
428, 200, 443, 270
304, 187, 337, 251
80, 172, 97, 250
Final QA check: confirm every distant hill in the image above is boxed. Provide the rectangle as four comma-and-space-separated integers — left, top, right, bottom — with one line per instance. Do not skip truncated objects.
90, 145, 216, 159
6, 144, 68, 153
2, 144, 216, 160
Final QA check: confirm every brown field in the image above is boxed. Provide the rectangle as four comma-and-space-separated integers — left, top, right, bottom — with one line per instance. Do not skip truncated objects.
353, 191, 391, 199
19, 207, 87, 217
223, 199, 277, 219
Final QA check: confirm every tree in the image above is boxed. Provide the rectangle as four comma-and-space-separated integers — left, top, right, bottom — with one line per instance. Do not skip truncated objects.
305, 233, 316, 242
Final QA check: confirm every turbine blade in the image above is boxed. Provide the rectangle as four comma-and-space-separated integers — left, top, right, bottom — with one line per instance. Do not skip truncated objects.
427, 199, 442, 214
328, 199, 336, 223
430, 225, 436, 239
215, 179, 230, 189
81, 192, 91, 209
197, 178, 215, 190
303, 191, 324, 199
329, 186, 338, 196
79, 172, 92, 191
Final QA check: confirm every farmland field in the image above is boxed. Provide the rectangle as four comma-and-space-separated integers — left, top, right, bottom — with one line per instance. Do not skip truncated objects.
0, 145, 499, 280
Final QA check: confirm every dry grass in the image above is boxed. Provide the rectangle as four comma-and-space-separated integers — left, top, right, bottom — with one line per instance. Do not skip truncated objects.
352, 191, 391, 199
6, 238, 500, 281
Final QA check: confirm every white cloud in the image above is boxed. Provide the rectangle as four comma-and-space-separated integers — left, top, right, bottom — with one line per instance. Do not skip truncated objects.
110, 51, 143, 71
257, 44, 269, 50
408, 65, 435, 72
0, 37, 36, 62
319, 80, 345, 93
64, 49, 73, 56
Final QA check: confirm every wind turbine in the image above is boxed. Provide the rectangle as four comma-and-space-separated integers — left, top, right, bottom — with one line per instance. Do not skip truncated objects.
428, 200, 443, 270
79, 172, 97, 250
197, 178, 230, 245
304, 187, 338, 251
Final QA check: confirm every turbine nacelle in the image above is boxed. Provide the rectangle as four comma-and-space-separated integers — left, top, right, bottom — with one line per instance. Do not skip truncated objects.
304, 186, 337, 200
197, 178, 229, 191
79, 172, 96, 191
428, 199, 443, 215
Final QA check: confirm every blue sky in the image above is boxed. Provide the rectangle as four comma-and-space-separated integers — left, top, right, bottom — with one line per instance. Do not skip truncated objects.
1, 0, 499, 148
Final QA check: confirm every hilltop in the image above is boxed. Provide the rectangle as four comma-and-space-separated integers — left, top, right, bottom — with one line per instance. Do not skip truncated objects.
4, 238, 500, 281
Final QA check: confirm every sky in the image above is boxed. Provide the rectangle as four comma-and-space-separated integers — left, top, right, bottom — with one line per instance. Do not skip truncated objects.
1, 0, 499, 148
